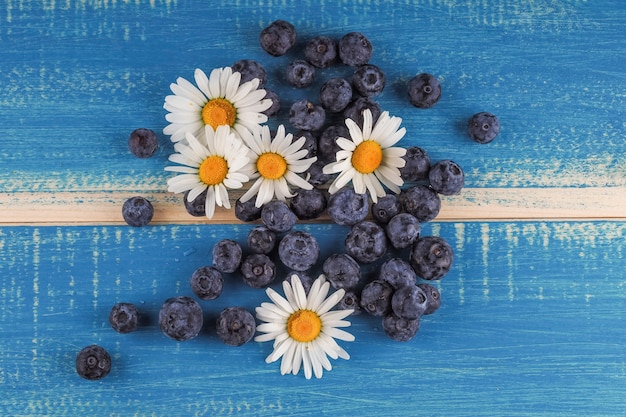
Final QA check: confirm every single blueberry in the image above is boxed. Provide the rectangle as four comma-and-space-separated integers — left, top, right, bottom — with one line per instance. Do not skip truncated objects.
216, 307, 256, 347
76, 345, 112, 380
339, 32, 373, 66
378, 258, 417, 290
352, 64, 386, 97
286, 60, 316, 88
260, 20, 297, 57
417, 283, 441, 315
319, 78, 353, 113
261, 200, 297, 233
289, 99, 326, 131
322, 253, 361, 290
343, 96, 381, 128
386, 213, 421, 249
128, 128, 158, 158
345, 221, 388, 264
468, 111, 500, 144
262, 89, 281, 117
189, 266, 224, 300
382, 313, 420, 342
409, 236, 454, 280
232, 59, 267, 88
307, 159, 334, 186
407, 73, 441, 108
327, 187, 369, 226
109, 302, 140, 334
240, 253, 276, 288
318, 124, 349, 162
429, 160, 464, 195
247, 226, 277, 254
337, 291, 361, 315
158, 296, 204, 341
294, 130, 318, 158
290, 188, 327, 220
391, 285, 428, 320
235, 197, 263, 222
399, 185, 441, 223
122, 196, 154, 227
400, 146, 431, 182
183, 189, 207, 217
305, 35, 337, 68
212, 239, 243, 273
278, 231, 320, 272
360, 279, 394, 316
371, 194, 402, 224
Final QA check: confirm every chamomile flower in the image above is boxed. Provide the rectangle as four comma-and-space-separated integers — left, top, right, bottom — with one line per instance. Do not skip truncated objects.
255, 274, 355, 379
323, 109, 407, 203
163, 67, 272, 143
239, 124, 317, 208
165, 125, 250, 219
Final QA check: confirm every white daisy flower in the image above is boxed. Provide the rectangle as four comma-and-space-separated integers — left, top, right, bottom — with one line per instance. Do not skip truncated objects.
163, 67, 272, 143
164, 125, 250, 219
323, 109, 407, 203
255, 274, 355, 379
239, 124, 317, 208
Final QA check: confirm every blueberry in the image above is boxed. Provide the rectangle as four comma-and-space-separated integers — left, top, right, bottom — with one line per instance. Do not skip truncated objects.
343, 96, 381, 128
122, 196, 154, 227
235, 197, 262, 222
76, 345, 112, 380
352, 64, 386, 97
391, 285, 428, 320
360, 279, 394, 316
289, 99, 326, 131
417, 283, 441, 315
183, 189, 206, 217
278, 231, 320, 272
212, 239, 243, 273
338, 32, 373, 66
399, 185, 441, 223
295, 130, 318, 158
400, 146, 431, 182
216, 307, 256, 347
386, 213, 421, 249
307, 159, 334, 186
286, 60, 316, 88
247, 226, 277, 254
109, 302, 140, 334
285, 271, 314, 294
327, 187, 369, 226
428, 160, 464, 195
322, 253, 361, 290
232, 59, 267, 88
260, 19, 297, 57
468, 111, 500, 144
189, 266, 223, 300
318, 124, 349, 162
128, 128, 158, 158
409, 236, 454, 280
319, 78, 353, 113
261, 200, 297, 233
158, 296, 204, 341
290, 188, 327, 220
382, 313, 420, 342
345, 221, 388, 264
371, 194, 402, 224
379, 258, 417, 290
240, 253, 276, 288
407, 73, 441, 108
337, 291, 361, 315
304, 35, 337, 68
262, 89, 281, 117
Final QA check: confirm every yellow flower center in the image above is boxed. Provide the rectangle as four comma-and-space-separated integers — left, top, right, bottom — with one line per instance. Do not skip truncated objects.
287, 310, 322, 343
351, 140, 383, 174
257, 152, 287, 180
201, 98, 237, 129
198, 155, 228, 185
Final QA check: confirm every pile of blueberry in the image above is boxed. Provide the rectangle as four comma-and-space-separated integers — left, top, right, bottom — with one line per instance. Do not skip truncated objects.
78, 20, 501, 380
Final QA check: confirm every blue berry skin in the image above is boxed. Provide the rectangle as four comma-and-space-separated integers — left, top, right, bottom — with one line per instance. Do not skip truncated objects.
337, 291, 361, 315
400, 146, 431, 182
109, 302, 140, 334
468, 111, 500, 144
379, 258, 417, 290
429, 160, 465, 195
386, 213, 421, 249
240, 253, 276, 288
260, 20, 297, 57
247, 226, 277, 254
286, 60, 316, 88
305, 35, 337, 68
262, 89, 281, 117
290, 188, 327, 220
261, 200, 297, 233
76, 345, 112, 380
360, 279, 394, 316
216, 307, 256, 347
318, 124, 349, 162
339, 32, 373, 66
327, 187, 369, 226
307, 159, 334, 186
128, 128, 158, 158
399, 185, 441, 223
322, 253, 361, 290
189, 266, 224, 300
289, 99, 326, 131
285, 271, 314, 294
295, 130, 318, 158
407, 73, 441, 108
235, 197, 262, 222
159, 296, 204, 341
122, 196, 154, 227
371, 194, 402, 224
212, 239, 243, 273
319, 78, 353, 113
343, 96, 381, 128
391, 285, 428, 320
278, 231, 320, 272
409, 236, 454, 280
232, 59, 267, 88
352, 64, 386, 97
417, 283, 441, 315
183, 189, 207, 217
382, 313, 420, 342
345, 221, 388, 264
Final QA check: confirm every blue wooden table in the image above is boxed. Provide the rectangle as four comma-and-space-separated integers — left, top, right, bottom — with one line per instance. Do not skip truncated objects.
1, 1, 625, 416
